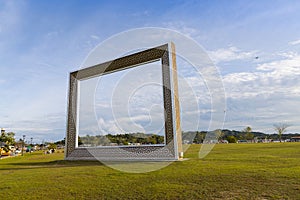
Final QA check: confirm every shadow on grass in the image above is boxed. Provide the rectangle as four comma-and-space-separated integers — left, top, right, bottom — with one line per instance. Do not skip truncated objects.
0, 160, 104, 171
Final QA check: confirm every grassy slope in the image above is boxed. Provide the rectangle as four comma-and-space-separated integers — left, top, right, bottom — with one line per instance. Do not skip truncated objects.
0, 143, 299, 200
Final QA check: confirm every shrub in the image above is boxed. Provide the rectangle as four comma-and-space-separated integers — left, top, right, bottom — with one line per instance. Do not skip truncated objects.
226, 136, 237, 143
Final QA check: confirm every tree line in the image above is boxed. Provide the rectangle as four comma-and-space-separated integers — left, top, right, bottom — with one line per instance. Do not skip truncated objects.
78, 133, 164, 146
183, 125, 298, 144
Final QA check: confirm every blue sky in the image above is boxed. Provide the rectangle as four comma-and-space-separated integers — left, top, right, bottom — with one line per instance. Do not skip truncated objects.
1, 0, 300, 142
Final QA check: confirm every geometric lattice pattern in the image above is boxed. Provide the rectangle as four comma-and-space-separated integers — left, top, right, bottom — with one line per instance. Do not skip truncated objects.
65, 43, 182, 161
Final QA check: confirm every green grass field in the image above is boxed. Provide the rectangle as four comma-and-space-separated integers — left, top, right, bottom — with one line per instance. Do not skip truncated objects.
1, 143, 299, 199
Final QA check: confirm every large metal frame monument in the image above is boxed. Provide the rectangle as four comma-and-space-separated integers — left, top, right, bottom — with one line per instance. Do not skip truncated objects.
65, 43, 183, 161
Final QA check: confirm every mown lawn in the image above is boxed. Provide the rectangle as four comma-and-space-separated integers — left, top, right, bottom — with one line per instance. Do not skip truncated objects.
0, 143, 299, 199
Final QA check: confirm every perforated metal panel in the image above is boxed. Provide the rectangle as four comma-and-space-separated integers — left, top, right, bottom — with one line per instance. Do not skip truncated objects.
65, 43, 182, 161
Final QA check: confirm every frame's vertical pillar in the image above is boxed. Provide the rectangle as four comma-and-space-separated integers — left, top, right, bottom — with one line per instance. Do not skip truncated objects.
171, 42, 183, 158
65, 72, 78, 158
161, 48, 175, 156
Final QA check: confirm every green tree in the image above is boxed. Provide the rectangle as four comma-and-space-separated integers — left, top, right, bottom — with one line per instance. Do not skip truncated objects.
55, 138, 65, 145
48, 143, 57, 150
226, 136, 237, 143
243, 126, 254, 140
243, 126, 252, 133
245, 132, 254, 140
274, 123, 290, 142
193, 132, 206, 144
0, 131, 15, 146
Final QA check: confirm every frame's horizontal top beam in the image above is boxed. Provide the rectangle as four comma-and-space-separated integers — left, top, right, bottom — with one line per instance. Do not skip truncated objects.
71, 43, 169, 80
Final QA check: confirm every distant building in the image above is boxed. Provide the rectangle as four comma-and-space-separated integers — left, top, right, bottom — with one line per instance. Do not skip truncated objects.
291, 136, 300, 142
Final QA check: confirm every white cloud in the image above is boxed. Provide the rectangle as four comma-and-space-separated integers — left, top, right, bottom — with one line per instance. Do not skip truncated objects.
208, 46, 258, 63
288, 39, 300, 46
90, 35, 100, 40
224, 52, 300, 98
3, 112, 66, 142
163, 21, 200, 38
257, 54, 300, 74
97, 118, 122, 135
11, 127, 52, 132
276, 51, 298, 59
222, 51, 300, 132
